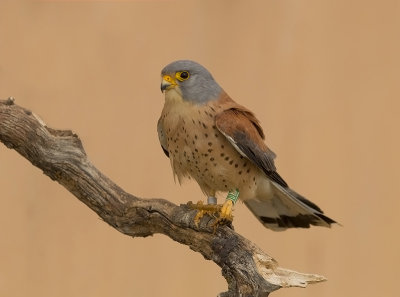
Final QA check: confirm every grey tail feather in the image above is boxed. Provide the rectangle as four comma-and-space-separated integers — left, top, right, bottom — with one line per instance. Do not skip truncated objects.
286, 188, 337, 225
245, 182, 337, 231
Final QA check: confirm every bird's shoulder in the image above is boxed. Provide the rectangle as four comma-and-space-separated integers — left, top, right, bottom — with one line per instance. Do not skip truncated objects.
213, 92, 266, 145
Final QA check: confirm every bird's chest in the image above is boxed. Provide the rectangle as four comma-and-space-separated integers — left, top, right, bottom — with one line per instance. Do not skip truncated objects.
161, 102, 222, 167
160, 102, 249, 194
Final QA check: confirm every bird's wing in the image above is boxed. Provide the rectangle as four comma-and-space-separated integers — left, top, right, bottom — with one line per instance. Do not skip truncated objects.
215, 106, 288, 187
157, 118, 169, 158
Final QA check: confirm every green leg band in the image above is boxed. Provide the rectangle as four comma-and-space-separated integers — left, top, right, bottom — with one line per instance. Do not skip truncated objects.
226, 189, 240, 205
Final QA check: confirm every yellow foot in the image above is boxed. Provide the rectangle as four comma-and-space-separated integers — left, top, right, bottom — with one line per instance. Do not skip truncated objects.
187, 200, 233, 228
220, 199, 234, 221
188, 201, 222, 226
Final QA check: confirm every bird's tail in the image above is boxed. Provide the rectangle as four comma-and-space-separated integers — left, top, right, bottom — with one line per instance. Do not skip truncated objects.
244, 180, 336, 231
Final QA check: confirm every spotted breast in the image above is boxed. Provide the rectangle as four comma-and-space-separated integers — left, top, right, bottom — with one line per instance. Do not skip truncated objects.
158, 92, 261, 200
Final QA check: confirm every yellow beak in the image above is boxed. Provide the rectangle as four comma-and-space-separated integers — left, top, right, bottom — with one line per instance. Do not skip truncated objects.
161, 74, 177, 92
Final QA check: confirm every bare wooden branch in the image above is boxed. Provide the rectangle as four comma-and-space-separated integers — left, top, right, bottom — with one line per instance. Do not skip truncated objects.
0, 98, 326, 297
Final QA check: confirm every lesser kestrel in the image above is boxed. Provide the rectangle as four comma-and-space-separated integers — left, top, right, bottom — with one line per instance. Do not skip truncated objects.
158, 60, 336, 230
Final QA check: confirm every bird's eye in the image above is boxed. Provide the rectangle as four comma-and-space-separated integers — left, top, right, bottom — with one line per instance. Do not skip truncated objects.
176, 71, 190, 81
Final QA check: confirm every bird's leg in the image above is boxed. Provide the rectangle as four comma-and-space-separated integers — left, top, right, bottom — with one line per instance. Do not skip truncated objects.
207, 196, 217, 205
188, 190, 239, 227
218, 189, 239, 222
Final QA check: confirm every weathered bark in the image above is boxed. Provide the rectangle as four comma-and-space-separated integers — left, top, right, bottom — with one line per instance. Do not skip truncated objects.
0, 97, 326, 297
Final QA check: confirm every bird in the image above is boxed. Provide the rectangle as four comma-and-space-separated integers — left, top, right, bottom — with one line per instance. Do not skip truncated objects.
157, 60, 336, 231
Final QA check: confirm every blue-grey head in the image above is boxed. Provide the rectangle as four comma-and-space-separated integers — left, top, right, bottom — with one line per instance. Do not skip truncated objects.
160, 60, 223, 104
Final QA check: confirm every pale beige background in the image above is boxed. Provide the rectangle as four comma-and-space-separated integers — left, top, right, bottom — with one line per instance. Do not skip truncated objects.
0, 1, 399, 297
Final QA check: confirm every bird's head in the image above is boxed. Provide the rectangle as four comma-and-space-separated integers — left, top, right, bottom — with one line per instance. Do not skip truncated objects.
160, 60, 222, 104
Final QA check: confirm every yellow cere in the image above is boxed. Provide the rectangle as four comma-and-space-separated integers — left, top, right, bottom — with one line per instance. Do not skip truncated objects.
162, 74, 176, 85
